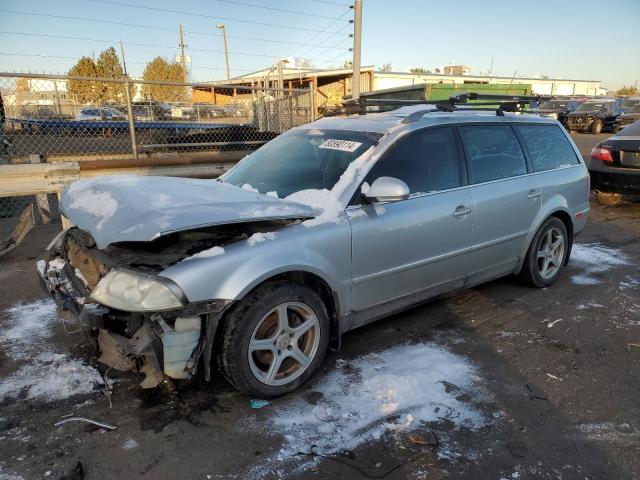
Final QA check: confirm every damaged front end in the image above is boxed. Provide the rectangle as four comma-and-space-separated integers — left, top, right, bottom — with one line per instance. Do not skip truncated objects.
37, 221, 291, 388
567, 114, 596, 132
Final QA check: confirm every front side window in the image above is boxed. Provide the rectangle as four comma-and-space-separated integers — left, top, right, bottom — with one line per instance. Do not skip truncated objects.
460, 125, 527, 183
223, 129, 381, 198
516, 125, 580, 172
363, 127, 462, 196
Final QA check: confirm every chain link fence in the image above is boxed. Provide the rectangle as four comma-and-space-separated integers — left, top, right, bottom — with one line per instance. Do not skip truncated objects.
0, 72, 315, 239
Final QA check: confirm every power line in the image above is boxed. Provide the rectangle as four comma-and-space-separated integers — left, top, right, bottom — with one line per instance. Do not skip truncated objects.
288, 7, 353, 59
0, 31, 347, 64
308, 0, 353, 6
0, 52, 253, 72
0, 31, 179, 50
207, 0, 347, 20
87, 0, 350, 33
0, 9, 351, 50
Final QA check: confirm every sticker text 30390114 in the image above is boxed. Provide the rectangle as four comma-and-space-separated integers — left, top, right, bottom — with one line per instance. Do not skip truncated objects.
318, 139, 363, 152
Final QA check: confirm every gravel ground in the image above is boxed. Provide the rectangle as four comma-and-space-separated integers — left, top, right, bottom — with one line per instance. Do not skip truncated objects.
1, 133, 639, 480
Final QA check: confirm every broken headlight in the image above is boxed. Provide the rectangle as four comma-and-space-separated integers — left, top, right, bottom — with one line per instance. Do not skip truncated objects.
90, 270, 185, 312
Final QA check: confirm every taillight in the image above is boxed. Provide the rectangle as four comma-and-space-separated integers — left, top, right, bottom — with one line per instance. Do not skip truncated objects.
591, 146, 613, 163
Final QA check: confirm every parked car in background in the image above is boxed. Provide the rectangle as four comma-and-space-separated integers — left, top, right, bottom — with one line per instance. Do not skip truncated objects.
75, 106, 127, 121
38, 106, 590, 397
619, 96, 640, 113
19, 105, 61, 119
193, 103, 226, 119
170, 103, 195, 120
589, 119, 640, 205
132, 101, 172, 121
535, 99, 579, 127
566, 99, 621, 134
614, 104, 640, 132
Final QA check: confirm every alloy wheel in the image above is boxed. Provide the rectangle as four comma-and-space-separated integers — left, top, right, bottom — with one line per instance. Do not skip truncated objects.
247, 302, 321, 386
537, 227, 565, 280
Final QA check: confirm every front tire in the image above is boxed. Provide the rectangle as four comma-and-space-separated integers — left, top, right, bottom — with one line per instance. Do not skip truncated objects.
591, 119, 603, 134
519, 217, 569, 288
218, 281, 330, 397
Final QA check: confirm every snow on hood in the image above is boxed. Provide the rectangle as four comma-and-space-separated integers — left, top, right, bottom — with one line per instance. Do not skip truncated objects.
60, 175, 319, 249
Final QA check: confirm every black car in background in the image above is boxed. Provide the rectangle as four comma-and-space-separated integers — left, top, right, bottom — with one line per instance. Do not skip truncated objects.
588, 119, 640, 205
566, 99, 621, 134
619, 96, 640, 113
535, 99, 579, 127
614, 104, 640, 132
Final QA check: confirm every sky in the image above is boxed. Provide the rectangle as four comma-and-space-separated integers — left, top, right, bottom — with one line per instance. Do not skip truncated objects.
0, 0, 638, 89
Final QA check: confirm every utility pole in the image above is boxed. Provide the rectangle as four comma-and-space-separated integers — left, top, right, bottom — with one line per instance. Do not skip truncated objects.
119, 41, 138, 159
179, 24, 187, 83
351, 0, 362, 101
216, 24, 231, 82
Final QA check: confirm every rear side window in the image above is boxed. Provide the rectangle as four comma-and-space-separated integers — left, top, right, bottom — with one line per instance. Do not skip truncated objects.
460, 125, 527, 183
364, 127, 461, 195
516, 125, 580, 172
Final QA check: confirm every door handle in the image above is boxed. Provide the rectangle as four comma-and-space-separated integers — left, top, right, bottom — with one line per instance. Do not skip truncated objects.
453, 205, 472, 217
527, 189, 541, 199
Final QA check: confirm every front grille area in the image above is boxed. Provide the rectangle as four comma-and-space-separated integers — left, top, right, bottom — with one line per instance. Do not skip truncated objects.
66, 236, 109, 291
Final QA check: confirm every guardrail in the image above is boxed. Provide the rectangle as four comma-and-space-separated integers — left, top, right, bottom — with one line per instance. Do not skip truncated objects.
0, 158, 237, 198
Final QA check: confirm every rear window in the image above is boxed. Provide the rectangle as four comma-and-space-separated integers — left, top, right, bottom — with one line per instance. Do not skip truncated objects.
460, 125, 527, 183
516, 125, 580, 172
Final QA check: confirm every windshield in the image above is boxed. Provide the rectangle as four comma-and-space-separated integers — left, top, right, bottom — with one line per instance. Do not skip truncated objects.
574, 102, 605, 113
223, 129, 381, 198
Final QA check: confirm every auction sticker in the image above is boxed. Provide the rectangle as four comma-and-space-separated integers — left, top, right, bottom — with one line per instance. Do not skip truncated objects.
318, 139, 362, 152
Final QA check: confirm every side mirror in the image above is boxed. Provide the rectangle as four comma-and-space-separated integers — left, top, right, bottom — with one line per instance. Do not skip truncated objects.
362, 176, 410, 203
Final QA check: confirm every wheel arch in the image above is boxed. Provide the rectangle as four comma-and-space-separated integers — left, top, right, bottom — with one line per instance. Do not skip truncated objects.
515, 207, 574, 274
222, 269, 343, 351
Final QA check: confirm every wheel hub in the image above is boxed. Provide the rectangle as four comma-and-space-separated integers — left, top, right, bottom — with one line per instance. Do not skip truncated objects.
275, 333, 290, 350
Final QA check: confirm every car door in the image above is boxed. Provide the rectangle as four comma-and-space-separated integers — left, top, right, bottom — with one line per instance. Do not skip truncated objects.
348, 126, 472, 323
458, 124, 541, 285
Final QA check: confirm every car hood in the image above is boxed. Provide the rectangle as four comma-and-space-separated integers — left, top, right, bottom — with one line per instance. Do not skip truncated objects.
60, 175, 319, 249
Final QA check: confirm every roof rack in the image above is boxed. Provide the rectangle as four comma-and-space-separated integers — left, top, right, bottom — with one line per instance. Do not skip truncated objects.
343, 92, 551, 121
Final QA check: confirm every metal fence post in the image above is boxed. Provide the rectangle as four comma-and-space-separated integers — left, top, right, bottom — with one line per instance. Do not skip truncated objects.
308, 81, 316, 122
123, 77, 138, 159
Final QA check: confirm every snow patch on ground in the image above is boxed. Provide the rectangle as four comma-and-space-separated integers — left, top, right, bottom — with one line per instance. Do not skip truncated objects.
66, 179, 119, 230
576, 301, 604, 310
0, 463, 24, 480
122, 438, 139, 450
247, 232, 277, 246
249, 342, 486, 477
0, 299, 101, 402
570, 243, 630, 285
0, 299, 58, 359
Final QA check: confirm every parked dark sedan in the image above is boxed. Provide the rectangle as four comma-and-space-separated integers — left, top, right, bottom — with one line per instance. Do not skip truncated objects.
588, 119, 640, 204
566, 99, 621, 134
619, 96, 640, 113
535, 99, 579, 127
614, 104, 640, 132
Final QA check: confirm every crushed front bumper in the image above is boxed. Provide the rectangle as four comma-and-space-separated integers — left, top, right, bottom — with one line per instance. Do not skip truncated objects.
37, 256, 223, 388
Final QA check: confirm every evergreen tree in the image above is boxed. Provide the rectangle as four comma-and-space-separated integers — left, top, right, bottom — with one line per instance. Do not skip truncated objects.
67, 57, 100, 104
142, 57, 186, 102
96, 47, 125, 103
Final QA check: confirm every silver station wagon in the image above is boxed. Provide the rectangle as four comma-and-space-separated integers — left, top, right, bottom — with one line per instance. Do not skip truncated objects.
39, 104, 590, 396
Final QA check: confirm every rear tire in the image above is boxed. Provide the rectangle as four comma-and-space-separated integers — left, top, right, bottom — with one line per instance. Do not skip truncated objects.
591, 119, 603, 134
217, 281, 330, 398
519, 217, 569, 288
